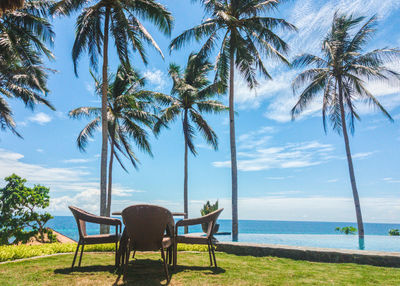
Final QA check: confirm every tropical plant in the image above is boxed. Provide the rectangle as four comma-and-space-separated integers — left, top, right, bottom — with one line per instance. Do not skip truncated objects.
0, 174, 53, 245
154, 53, 227, 233
389, 229, 400, 236
170, 0, 296, 240
0, 0, 25, 14
51, 0, 173, 232
0, 0, 55, 137
70, 65, 158, 221
291, 12, 400, 249
200, 200, 219, 216
335, 226, 357, 235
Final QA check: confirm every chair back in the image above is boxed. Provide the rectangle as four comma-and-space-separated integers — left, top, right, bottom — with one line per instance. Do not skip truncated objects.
121, 204, 174, 251
203, 208, 224, 237
68, 206, 88, 238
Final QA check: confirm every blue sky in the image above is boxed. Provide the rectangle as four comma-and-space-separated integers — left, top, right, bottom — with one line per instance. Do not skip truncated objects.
1, 0, 400, 223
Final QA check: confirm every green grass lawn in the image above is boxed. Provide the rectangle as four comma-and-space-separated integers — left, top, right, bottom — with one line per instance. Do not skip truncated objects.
1, 252, 400, 285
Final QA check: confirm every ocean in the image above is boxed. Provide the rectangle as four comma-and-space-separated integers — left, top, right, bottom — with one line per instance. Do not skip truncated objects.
48, 217, 400, 252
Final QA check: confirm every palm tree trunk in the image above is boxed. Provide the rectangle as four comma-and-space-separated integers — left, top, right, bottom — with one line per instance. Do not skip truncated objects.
338, 79, 365, 249
100, 6, 110, 234
106, 140, 115, 230
229, 50, 238, 242
183, 110, 189, 234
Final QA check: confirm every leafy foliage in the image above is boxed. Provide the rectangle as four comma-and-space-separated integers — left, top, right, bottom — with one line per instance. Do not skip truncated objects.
0, 174, 53, 245
292, 12, 400, 133
200, 200, 219, 216
170, 0, 296, 89
154, 53, 227, 155
70, 66, 158, 170
50, 0, 173, 75
0, 0, 55, 137
335, 226, 357, 235
389, 229, 400, 236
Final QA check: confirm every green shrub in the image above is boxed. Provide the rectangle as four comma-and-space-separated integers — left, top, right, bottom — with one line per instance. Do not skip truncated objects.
389, 229, 400, 236
200, 200, 219, 216
0, 243, 207, 262
335, 226, 357, 235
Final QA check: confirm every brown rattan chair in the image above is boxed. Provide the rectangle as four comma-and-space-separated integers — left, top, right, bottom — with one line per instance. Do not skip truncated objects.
69, 206, 122, 269
174, 208, 224, 268
121, 204, 175, 282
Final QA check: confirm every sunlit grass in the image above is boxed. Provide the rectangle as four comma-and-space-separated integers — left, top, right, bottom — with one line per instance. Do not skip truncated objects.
1, 252, 400, 285
0, 243, 207, 262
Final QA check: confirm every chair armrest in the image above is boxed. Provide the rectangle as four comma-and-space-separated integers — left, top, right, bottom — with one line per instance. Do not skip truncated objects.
175, 216, 210, 227
80, 212, 122, 226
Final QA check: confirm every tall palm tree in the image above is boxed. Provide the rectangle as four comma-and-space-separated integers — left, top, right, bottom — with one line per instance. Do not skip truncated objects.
51, 0, 173, 232
291, 12, 400, 249
170, 0, 295, 240
70, 65, 158, 222
154, 53, 227, 233
0, 0, 55, 136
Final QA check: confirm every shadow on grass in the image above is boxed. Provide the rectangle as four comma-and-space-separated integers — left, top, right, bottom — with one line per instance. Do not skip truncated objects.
55, 258, 225, 286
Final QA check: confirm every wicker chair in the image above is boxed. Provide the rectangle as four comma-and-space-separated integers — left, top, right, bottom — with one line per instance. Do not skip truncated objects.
69, 206, 122, 269
121, 204, 175, 282
174, 208, 224, 268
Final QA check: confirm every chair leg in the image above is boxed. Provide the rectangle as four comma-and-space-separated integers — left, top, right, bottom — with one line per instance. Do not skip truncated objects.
173, 242, 177, 269
71, 241, 80, 269
78, 243, 85, 267
168, 246, 173, 265
123, 244, 131, 280
207, 242, 213, 266
161, 248, 169, 282
132, 250, 136, 259
115, 240, 118, 267
210, 241, 217, 268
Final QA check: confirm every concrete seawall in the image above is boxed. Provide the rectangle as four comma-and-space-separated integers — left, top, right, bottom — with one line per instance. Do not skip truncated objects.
216, 242, 400, 267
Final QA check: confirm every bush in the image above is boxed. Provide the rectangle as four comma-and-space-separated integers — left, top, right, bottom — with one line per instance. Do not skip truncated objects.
0, 243, 208, 262
335, 226, 357, 235
200, 200, 219, 216
389, 229, 400, 236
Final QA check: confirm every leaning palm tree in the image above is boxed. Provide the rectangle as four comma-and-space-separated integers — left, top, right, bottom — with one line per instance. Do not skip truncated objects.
0, 0, 55, 136
170, 0, 296, 240
70, 65, 157, 222
154, 53, 227, 233
291, 12, 400, 249
51, 0, 173, 232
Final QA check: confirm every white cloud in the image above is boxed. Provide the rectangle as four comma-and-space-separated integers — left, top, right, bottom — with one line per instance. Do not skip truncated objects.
327, 179, 339, 183
36, 149, 44, 153
213, 141, 334, 171
62, 158, 91, 164
352, 152, 375, 159
144, 69, 168, 91
238, 126, 276, 149
27, 112, 52, 125
383, 177, 400, 184
0, 149, 144, 215
181, 195, 400, 223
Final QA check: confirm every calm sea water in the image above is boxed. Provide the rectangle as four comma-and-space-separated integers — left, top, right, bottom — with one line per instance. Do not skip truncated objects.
48, 217, 400, 252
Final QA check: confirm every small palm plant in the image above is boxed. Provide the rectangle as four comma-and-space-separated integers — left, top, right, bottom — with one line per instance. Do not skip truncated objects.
51, 0, 173, 232
154, 53, 227, 233
70, 66, 159, 219
200, 200, 219, 234
170, 0, 296, 240
291, 12, 400, 249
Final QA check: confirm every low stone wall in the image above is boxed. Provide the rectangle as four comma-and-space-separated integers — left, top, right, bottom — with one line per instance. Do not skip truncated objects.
216, 242, 400, 268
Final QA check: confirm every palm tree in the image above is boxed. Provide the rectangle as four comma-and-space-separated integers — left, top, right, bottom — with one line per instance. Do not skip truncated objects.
154, 53, 227, 233
0, 0, 55, 137
51, 0, 173, 232
170, 0, 295, 240
291, 12, 400, 249
70, 65, 158, 222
